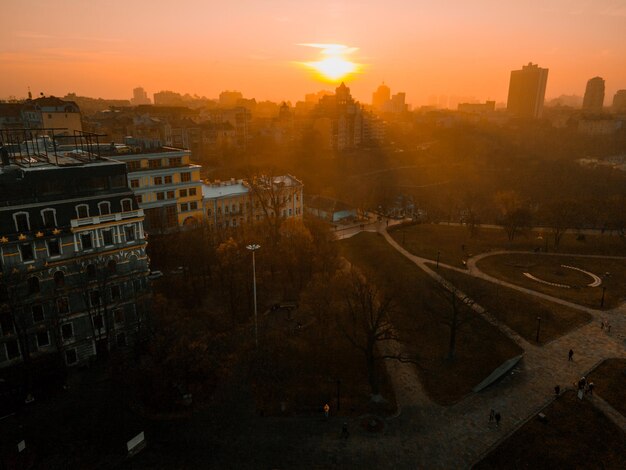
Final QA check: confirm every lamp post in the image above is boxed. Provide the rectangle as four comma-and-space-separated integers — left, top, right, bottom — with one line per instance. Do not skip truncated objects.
600, 286, 606, 308
536, 316, 541, 343
246, 243, 260, 348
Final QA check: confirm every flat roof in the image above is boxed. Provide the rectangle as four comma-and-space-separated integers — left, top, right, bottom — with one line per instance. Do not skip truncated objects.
202, 181, 249, 199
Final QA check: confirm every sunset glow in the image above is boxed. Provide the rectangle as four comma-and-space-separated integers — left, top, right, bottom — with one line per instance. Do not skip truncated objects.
300, 43, 361, 82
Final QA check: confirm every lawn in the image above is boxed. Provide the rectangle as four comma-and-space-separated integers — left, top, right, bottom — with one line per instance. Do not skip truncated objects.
438, 267, 591, 344
250, 310, 397, 417
339, 232, 523, 405
389, 223, 626, 269
473, 391, 626, 469
587, 358, 626, 418
477, 254, 626, 309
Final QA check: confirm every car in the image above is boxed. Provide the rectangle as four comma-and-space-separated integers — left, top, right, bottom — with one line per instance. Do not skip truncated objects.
147, 270, 163, 280
170, 266, 185, 275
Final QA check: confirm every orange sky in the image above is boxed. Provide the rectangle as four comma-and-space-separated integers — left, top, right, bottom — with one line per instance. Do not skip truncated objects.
1, 0, 626, 106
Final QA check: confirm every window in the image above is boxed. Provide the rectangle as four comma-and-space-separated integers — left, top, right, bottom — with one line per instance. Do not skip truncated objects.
167, 190, 175, 199
207, 209, 212, 217
130, 179, 139, 188
89, 290, 101, 307
127, 161, 140, 171
86, 264, 96, 278
0, 312, 14, 336
93, 314, 104, 330
154, 176, 163, 185
5, 340, 20, 360
32, 304, 44, 323
181, 172, 191, 182
110, 285, 121, 300
47, 238, 61, 256
289, 208, 292, 216
135, 195, 143, 204
102, 230, 113, 246
189, 187, 197, 196
14, 212, 30, 232
36, 330, 50, 348
76, 204, 89, 219
65, 349, 77, 365
121, 199, 132, 212
114, 308, 125, 324
156, 192, 165, 201
41, 209, 56, 228
98, 201, 111, 215
80, 233, 93, 250
180, 189, 188, 197
164, 175, 173, 184
169, 157, 182, 166
116, 332, 127, 347
20, 243, 34, 261
180, 203, 189, 212
61, 322, 73, 340
56, 297, 69, 314
27, 276, 40, 294
190, 202, 198, 210
107, 260, 117, 274
149, 159, 162, 169
224, 205, 229, 214
124, 225, 136, 242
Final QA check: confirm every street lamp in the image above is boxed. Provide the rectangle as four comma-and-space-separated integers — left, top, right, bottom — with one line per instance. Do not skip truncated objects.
246, 243, 261, 348
536, 316, 541, 343
600, 286, 606, 308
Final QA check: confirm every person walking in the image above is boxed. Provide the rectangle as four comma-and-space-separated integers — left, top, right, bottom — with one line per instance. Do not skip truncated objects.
568, 349, 574, 361
489, 409, 495, 424
323, 403, 330, 419
554, 385, 560, 396
588, 382, 594, 395
495, 412, 501, 427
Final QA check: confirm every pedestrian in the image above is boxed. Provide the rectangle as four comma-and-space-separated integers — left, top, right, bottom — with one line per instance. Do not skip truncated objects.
568, 349, 574, 361
489, 409, 495, 423
341, 421, 349, 439
588, 382, 594, 395
601, 320, 605, 330
323, 403, 330, 419
607, 322, 611, 333
495, 412, 501, 427
554, 385, 560, 396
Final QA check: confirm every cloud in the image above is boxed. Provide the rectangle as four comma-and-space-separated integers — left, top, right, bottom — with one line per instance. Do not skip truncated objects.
298, 43, 359, 56
14, 31, 55, 39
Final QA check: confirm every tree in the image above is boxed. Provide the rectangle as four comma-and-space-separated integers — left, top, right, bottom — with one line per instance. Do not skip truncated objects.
336, 270, 414, 397
423, 285, 472, 361
494, 191, 532, 241
543, 199, 579, 249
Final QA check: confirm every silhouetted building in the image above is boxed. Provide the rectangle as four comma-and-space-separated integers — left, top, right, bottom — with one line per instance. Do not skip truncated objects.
0, 134, 150, 373
372, 83, 391, 111
458, 101, 496, 114
612, 90, 626, 113
0, 97, 81, 135
582, 77, 605, 113
131, 87, 151, 106
506, 63, 548, 119
219, 91, 243, 108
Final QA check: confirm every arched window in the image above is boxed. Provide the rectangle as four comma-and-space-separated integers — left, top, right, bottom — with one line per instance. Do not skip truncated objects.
86, 264, 96, 279
41, 208, 57, 228
27, 276, 40, 294
53, 271, 65, 287
13, 212, 30, 232
121, 198, 132, 212
98, 201, 111, 216
76, 204, 89, 219
107, 259, 117, 273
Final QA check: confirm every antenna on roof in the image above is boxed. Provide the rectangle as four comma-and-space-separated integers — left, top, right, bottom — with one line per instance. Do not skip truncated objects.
28, 87, 32, 100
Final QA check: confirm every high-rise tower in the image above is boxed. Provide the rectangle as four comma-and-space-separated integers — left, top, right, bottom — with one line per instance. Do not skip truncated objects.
582, 77, 605, 112
506, 63, 549, 119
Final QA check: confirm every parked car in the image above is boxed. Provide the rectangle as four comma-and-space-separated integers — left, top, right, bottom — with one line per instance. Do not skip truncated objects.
147, 270, 163, 280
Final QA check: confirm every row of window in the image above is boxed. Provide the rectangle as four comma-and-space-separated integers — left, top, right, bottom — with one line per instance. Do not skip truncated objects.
12, 199, 134, 233
126, 156, 183, 172
128, 168, 190, 185
13, 225, 138, 263
180, 202, 198, 212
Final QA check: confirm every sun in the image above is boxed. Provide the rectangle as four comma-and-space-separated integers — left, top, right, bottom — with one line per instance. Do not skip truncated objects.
299, 43, 361, 82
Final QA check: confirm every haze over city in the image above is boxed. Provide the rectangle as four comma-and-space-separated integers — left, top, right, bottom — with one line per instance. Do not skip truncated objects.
2, 0, 626, 104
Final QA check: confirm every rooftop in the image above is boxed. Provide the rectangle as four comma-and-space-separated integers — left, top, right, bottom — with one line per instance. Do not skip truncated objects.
202, 179, 249, 199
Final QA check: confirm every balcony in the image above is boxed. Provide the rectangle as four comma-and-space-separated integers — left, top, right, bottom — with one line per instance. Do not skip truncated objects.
71, 209, 144, 229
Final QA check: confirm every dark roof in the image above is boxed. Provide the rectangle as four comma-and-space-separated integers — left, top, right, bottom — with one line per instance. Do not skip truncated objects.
0, 103, 23, 118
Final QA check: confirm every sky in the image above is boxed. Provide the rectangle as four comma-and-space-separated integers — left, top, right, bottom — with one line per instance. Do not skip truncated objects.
1, 0, 626, 107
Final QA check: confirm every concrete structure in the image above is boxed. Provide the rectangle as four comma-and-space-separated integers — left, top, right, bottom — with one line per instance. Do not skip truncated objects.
0, 133, 150, 374
612, 90, 626, 114
0, 97, 80, 134
131, 87, 151, 106
372, 83, 391, 111
507, 63, 549, 119
458, 101, 496, 114
305, 195, 356, 222
101, 145, 204, 232
202, 175, 304, 230
582, 77, 605, 113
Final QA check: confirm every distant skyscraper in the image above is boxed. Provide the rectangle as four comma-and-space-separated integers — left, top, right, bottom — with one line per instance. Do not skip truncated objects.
613, 90, 626, 113
372, 83, 390, 111
506, 62, 549, 119
131, 87, 151, 105
582, 77, 605, 112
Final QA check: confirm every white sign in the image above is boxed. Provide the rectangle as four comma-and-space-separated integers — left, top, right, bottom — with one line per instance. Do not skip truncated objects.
17, 440, 25, 453
127, 432, 146, 455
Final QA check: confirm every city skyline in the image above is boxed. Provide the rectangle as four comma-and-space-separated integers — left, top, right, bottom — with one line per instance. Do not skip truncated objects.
1, 0, 626, 105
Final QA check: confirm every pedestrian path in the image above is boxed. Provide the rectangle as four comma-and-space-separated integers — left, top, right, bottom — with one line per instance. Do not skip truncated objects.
589, 394, 626, 432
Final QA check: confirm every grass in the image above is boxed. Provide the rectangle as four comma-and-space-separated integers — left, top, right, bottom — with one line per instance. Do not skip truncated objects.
339, 232, 522, 405
477, 254, 626, 309
250, 312, 397, 417
587, 358, 626, 418
438, 267, 591, 344
474, 390, 626, 470
389, 223, 626, 269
